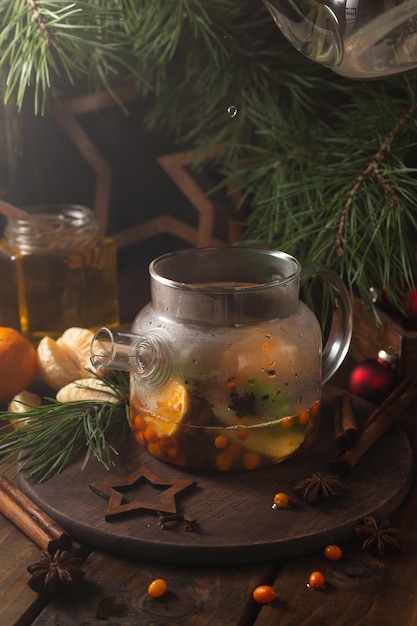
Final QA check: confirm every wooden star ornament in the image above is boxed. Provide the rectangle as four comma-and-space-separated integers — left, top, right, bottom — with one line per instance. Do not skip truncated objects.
89, 464, 197, 521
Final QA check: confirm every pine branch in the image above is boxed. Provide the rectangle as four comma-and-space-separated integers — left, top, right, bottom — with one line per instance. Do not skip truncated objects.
335, 100, 417, 256
0, 372, 130, 482
0, 1, 416, 318
28, 0, 58, 47
0, 1, 138, 112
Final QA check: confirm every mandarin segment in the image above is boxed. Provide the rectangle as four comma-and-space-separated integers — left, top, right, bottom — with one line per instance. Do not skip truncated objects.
8, 390, 42, 413
37, 336, 82, 391
8, 390, 42, 429
56, 327, 96, 374
56, 378, 119, 403
37, 327, 101, 391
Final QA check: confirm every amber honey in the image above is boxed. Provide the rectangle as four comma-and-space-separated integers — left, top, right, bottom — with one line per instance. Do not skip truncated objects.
0, 205, 119, 341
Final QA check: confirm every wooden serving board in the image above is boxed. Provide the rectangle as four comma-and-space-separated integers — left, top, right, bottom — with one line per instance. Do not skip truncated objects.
19, 387, 414, 565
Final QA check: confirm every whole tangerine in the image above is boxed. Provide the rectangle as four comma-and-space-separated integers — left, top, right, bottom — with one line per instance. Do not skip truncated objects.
0, 327, 38, 404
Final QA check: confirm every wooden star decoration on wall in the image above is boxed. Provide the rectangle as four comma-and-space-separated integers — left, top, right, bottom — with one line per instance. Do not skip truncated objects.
156, 148, 228, 248
51, 83, 238, 249
51, 81, 139, 235
89, 464, 197, 521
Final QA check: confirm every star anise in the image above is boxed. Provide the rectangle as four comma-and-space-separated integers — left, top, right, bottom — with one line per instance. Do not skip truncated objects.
228, 391, 256, 417
27, 549, 85, 594
353, 516, 400, 557
292, 472, 347, 504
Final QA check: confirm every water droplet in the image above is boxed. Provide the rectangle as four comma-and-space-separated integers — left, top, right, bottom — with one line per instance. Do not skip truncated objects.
267, 370, 276, 379
227, 105, 238, 118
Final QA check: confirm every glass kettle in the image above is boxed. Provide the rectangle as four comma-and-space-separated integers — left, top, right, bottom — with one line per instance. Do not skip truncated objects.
263, 0, 417, 79
91, 247, 352, 471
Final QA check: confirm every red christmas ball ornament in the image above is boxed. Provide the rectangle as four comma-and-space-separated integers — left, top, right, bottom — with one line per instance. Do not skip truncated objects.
349, 351, 397, 405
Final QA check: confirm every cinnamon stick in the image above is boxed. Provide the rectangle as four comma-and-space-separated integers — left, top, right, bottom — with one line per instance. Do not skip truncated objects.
0, 475, 72, 552
361, 375, 416, 429
333, 392, 359, 451
330, 377, 417, 475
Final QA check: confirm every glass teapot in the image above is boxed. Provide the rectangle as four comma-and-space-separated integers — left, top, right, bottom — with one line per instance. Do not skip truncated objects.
91, 247, 352, 471
263, 0, 417, 79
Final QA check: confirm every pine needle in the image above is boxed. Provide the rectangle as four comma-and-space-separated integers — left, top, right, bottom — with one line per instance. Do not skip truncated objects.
0, 371, 130, 482
0, 1, 416, 317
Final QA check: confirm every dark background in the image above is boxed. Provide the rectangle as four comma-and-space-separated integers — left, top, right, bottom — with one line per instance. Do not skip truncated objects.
0, 93, 235, 323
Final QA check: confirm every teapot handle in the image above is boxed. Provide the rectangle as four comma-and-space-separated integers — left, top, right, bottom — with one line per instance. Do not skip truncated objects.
301, 267, 353, 384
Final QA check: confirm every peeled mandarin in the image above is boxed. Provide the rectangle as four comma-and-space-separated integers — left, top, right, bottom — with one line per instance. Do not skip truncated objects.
38, 327, 103, 391
8, 390, 42, 413
8, 390, 42, 429
57, 327, 97, 374
37, 336, 82, 391
56, 378, 119, 403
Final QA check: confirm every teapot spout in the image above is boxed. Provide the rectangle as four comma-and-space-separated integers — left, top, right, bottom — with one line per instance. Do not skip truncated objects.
90, 327, 141, 373
90, 327, 171, 387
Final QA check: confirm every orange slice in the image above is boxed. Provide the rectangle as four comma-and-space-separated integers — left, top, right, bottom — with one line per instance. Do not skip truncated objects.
146, 380, 189, 437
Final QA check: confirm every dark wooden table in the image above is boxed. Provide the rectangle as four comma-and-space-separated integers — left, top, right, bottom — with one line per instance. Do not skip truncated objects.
2, 359, 417, 626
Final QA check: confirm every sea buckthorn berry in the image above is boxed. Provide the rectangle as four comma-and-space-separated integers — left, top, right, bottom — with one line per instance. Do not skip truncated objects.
280, 416, 293, 429
147, 442, 162, 458
324, 544, 343, 561
215, 451, 233, 471
148, 578, 168, 598
227, 443, 242, 460
298, 409, 310, 426
308, 571, 326, 590
273, 492, 291, 509
311, 399, 321, 417
252, 585, 276, 604
243, 451, 261, 470
214, 434, 229, 449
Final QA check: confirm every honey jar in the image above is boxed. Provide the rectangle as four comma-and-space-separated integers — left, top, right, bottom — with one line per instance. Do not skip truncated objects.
0, 204, 119, 341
